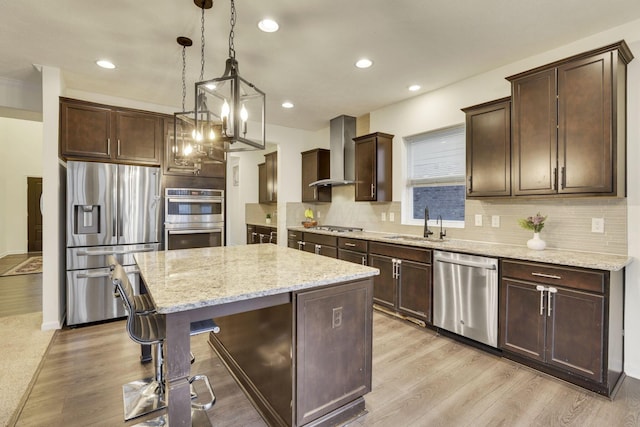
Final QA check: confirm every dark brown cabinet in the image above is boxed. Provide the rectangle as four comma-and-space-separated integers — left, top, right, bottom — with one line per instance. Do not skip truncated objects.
246, 224, 276, 244
300, 233, 337, 258
337, 237, 368, 266
301, 149, 331, 202
60, 97, 162, 165
462, 97, 511, 197
287, 230, 302, 249
500, 259, 624, 396
508, 41, 632, 197
353, 132, 393, 202
265, 151, 278, 203
368, 242, 431, 323
258, 162, 268, 204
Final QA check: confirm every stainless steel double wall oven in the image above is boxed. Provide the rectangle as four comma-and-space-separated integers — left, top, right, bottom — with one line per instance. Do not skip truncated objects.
164, 188, 224, 250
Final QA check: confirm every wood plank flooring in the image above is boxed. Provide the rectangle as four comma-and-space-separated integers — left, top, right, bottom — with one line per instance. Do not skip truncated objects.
8, 310, 640, 426
0, 254, 42, 318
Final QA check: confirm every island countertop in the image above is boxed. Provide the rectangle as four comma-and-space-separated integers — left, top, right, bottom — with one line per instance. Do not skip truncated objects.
135, 244, 379, 314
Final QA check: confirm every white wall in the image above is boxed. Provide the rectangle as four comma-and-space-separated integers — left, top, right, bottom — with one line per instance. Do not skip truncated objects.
0, 117, 43, 257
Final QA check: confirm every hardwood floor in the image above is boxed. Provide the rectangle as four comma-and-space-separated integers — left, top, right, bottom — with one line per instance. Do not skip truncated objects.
10, 309, 640, 427
0, 254, 42, 318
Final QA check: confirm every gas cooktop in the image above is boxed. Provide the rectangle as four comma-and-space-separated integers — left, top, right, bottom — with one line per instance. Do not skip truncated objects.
310, 225, 363, 233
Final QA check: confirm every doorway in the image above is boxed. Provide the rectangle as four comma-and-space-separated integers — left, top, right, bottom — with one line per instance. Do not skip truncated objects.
27, 177, 43, 253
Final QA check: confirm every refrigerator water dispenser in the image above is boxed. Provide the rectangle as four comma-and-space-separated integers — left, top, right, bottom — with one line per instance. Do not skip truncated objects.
74, 204, 100, 234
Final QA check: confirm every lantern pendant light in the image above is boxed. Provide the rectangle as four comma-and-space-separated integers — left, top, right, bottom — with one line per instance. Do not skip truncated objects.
195, 0, 266, 152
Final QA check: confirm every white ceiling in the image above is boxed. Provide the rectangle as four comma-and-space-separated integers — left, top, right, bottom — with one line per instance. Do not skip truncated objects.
2, 0, 640, 130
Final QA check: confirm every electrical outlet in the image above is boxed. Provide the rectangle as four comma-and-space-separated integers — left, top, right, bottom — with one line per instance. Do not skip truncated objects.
332, 307, 343, 328
389, 212, 395, 222
381, 212, 386, 221
475, 214, 483, 226
317, 211, 321, 219
491, 215, 500, 228
592, 218, 605, 233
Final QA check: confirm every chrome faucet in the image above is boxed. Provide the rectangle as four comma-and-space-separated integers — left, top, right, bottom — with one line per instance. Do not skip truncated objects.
423, 207, 434, 238
438, 215, 447, 240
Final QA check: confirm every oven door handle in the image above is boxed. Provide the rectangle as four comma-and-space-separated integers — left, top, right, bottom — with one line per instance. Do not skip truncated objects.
167, 197, 223, 203
167, 228, 223, 235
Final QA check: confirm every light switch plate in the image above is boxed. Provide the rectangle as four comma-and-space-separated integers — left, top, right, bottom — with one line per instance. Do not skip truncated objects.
491, 215, 500, 228
475, 214, 483, 226
381, 212, 386, 221
317, 211, 321, 219
389, 212, 395, 222
592, 218, 605, 233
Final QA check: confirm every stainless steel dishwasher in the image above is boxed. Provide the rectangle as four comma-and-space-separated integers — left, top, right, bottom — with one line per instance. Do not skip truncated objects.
433, 250, 499, 347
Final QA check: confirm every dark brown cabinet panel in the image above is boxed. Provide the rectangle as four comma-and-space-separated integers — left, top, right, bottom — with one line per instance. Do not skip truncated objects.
500, 259, 622, 396
287, 229, 337, 258
60, 97, 163, 165
115, 110, 161, 164
337, 237, 368, 266
463, 97, 511, 197
265, 151, 277, 203
246, 224, 276, 244
60, 100, 112, 160
369, 242, 431, 323
258, 162, 268, 204
301, 149, 331, 202
353, 132, 393, 202
508, 41, 632, 197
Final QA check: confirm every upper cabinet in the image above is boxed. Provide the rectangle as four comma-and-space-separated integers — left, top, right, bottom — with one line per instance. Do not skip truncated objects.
259, 151, 277, 204
301, 149, 331, 202
463, 97, 511, 198
59, 97, 162, 165
353, 132, 393, 202
508, 41, 633, 197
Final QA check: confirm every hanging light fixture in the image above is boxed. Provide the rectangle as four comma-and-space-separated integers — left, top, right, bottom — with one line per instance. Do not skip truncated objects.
172, 0, 224, 174
194, 0, 266, 152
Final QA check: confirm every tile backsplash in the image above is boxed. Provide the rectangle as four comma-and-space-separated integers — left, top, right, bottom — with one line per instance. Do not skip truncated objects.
281, 186, 627, 255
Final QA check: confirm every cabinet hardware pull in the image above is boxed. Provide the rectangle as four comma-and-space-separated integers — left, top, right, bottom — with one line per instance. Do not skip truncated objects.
289, 233, 296, 238
468, 176, 472, 193
314, 187, 317, 199
531, 272, 561, 280
361, 256, 366, 265
107, 138, 111, 156
547, 287, 557, 317
315, 244, 321, 255
536, 285, 546, 315
371, 183, 375, 199
560, 166, 566, 190
553, 167, 557, 191
117, 139, 121, 157
345, 243, 356, 247
298, 241, 304, 250
391, 259, 397, 279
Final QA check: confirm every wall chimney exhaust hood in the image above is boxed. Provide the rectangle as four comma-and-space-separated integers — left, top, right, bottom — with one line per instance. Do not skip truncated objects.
309, 115, 357, 187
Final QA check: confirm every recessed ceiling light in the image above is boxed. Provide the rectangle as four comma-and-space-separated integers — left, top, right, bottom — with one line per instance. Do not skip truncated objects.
282, 101, 294, 109
408, 84, 421, 92
355, 58, 373, 69
96, 59, 116, 69
258, 18, 279, 33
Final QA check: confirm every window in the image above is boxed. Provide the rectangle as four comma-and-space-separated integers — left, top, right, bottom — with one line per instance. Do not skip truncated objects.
405, 124, 465, 225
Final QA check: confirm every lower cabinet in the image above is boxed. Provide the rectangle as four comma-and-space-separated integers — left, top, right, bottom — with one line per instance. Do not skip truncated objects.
246, 224, 276, 244
368, 242, 432, 323
287, 229, 337, 258
337, 237, 368, 265
500, 259, 624, 396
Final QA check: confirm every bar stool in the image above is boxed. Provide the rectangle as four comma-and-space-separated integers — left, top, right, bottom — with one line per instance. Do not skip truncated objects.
112, 265, 219, 423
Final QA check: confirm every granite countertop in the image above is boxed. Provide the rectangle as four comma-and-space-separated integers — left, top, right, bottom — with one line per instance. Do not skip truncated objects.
288, 226, 631, 271
135, 245, 379, 314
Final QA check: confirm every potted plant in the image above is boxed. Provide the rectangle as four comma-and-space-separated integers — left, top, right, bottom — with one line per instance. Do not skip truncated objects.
302, 208, 317, 228
266, 213, 272, 224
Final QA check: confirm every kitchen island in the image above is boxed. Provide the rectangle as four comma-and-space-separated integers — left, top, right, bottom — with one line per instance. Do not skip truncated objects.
135, 244, 379, 426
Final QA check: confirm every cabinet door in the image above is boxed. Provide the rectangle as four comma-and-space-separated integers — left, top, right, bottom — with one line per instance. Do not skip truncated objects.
354, 137, 376, 201
557, 52, 612, 194
60, 100, 112, 160
511, 69, 558, 195
546, 287, 604, 382
265, 152, 277, 203
258, 163, 268, 204
115, 111, 161, 164
397, 260, 431, 322
464, 98, 511, 197
368, 254, 395, 309
246, 225, 257, 244
499, 279, 546, 362
301, 150, 331, 202
338, 249, 367, 266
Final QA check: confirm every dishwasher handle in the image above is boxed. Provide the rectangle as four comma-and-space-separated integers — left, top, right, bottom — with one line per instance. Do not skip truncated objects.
434, 254, 497, 270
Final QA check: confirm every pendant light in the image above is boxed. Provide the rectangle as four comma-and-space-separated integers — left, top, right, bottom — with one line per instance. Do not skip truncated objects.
194, 0, 266, 152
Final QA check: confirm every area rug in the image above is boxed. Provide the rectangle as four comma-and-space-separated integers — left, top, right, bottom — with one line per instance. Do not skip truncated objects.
0, 312, 55, 426
1, 256, 43, 276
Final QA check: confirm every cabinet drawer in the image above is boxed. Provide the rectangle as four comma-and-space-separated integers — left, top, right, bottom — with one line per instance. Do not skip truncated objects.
501, 260, 605, 293
303, 232, 337, 247
369, 242, 430, 264
338, 237, 367, 252
287, 230, 303, 241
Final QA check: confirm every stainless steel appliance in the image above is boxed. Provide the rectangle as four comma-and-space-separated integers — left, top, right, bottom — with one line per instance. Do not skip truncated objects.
309, 225, 363, 233
66, 161, 161, 325
164, 188, 224, 250
433, 250, 499, 347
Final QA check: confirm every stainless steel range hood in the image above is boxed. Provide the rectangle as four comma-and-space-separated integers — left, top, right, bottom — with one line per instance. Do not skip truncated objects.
309, 115, 356, 187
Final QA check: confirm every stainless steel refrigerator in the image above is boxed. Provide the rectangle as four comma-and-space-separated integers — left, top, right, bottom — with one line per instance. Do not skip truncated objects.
66, 161, 161, 325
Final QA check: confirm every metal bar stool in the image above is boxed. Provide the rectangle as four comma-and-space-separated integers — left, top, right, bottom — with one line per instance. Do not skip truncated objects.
112, 264, 219, 423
